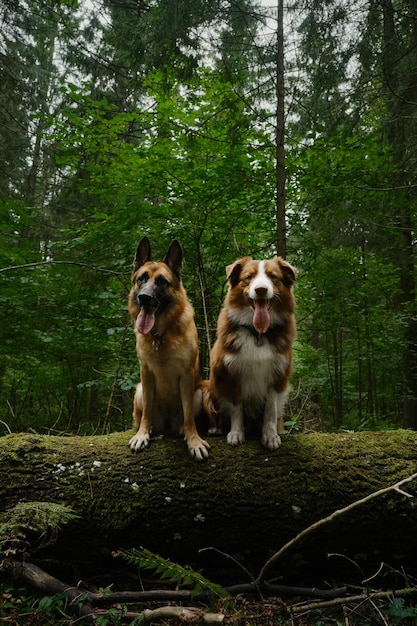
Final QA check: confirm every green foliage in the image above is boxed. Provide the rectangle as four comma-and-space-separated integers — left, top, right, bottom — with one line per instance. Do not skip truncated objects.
95, 605, 129, 625
288, 130, 406, 428
0, 585, 38, 621
37, 592, 72, 620
0, 502, 79, 558
0, 583, 79, 624
1, 52, 278, 431
387, 598, 417, 624
1, 0, 417, 433
121, 547, 228, 599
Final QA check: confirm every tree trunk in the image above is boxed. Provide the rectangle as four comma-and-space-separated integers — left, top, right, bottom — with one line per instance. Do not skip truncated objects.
275, 0, 286, 258
2, 430, 417, 583
381, 0, 417, 428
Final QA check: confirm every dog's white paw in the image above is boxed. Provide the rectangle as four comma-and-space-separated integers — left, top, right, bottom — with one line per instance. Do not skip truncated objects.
207, 426, 222, 435
227, 430, 245, 446
129, 431, 150, 452
261, 431, 282, 450
187, 436, 210, 461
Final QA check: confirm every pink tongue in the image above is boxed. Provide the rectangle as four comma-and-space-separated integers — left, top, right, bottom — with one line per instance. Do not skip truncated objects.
135, 309, 156, 335
253, 301, 270, 334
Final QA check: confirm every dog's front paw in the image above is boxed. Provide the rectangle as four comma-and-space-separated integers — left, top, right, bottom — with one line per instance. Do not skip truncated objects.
187, 435, 210, 461
261, 431, 282, 450
129, 431, 150, 452
227, 430, 245, 446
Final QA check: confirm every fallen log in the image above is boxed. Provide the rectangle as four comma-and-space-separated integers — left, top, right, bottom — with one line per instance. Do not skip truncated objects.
1, 430, 417, 583
0, 559, 94, 618
0, 559, 226, 623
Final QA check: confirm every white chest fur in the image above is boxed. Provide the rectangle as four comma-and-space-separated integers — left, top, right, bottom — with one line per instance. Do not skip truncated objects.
223, 327, 287, 404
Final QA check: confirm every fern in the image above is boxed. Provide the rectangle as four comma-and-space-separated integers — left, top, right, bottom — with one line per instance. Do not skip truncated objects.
0, 502, 79, 558
121, 547, 228, 599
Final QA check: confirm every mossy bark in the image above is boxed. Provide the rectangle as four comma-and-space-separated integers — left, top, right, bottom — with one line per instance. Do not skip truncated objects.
1, 430, 417, 582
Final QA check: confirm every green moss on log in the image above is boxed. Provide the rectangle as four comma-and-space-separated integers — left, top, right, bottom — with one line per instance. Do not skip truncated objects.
1, 429, 417, 580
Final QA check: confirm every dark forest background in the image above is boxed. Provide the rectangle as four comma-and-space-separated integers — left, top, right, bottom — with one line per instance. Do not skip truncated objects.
1, 0, 417, 436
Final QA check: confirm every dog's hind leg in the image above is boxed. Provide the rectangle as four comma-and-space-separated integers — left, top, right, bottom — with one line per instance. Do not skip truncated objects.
198, 380, 222, 435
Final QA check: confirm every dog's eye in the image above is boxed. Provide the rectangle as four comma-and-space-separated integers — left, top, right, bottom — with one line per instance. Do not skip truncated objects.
269, 272, 281, 282
156, 275, 168, 287
137, 272, 148, 285
244, 274, 252, 281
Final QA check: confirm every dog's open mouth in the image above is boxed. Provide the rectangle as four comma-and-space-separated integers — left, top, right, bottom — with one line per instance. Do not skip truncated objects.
250, 299, 272, 334
136, 306, 158, 335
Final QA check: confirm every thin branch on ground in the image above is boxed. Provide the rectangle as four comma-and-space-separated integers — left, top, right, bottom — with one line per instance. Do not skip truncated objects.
256, 471, 417, 586
290, 586, 417, 614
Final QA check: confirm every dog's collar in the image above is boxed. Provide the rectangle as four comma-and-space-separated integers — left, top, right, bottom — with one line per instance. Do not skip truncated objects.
150, 330, 164, 351
232, 320, 286, 347
249, 326, 266, 347
229, 321, 267, 346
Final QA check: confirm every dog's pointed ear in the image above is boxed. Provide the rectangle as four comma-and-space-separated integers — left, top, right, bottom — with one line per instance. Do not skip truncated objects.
133, 237, 152, 272
277, 258, 297, 287
226, 257, 252, 288
164, 240, 183, 279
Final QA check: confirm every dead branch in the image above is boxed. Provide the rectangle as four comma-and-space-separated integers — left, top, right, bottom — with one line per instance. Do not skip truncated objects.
256, 471, 417, 586
1, 557, 347, 608
290, 586, 417, 614
142, 607, 225, 623
0, 260, 127, 277
0, 558, 94, 619
1, 558, 226, 624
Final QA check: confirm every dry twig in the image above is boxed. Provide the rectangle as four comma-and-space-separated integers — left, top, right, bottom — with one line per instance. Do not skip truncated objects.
257, 471, 417, 585
290, 586, 417, 614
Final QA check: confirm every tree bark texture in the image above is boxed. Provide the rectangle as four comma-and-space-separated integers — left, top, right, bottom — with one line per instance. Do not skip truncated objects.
275, 0, 286, 259
1, 430, 417, 583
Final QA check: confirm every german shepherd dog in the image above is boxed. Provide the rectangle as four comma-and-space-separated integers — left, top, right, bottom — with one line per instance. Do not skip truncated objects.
203, 255, 296, 450
128, 237, 210, 460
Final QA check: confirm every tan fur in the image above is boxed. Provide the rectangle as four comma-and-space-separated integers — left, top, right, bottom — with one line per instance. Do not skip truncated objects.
128, 237, 209, 460
204, 255, 297, 450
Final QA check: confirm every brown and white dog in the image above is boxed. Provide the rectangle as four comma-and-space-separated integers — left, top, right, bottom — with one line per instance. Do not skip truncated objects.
204, 255, 296, 450
128, 237, 210, 460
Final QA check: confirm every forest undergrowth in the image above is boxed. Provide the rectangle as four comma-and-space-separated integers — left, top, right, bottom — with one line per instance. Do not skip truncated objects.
2, 561, 417, 625
2, 473, 417, 625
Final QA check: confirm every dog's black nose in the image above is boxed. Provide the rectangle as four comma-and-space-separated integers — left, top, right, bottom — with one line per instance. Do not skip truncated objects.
138, 293, 154, 307
255, 286, 268, 298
